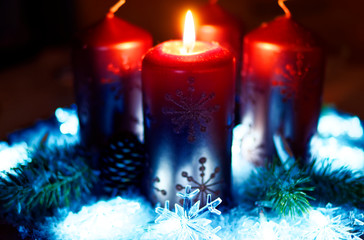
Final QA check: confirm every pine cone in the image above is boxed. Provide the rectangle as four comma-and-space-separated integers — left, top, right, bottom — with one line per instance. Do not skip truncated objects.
100, 133, 145, 195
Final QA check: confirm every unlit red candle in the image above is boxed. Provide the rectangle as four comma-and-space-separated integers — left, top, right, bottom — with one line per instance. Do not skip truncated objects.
73, 0, 152, 164
238, 0, 324, 166
142, 11, 235, 205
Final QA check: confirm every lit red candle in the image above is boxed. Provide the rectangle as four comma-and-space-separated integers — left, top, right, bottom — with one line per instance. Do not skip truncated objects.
196, 0, 243, 119
142, 11, 235, 205
238, 0, 324, 166
73, 0, 152, 160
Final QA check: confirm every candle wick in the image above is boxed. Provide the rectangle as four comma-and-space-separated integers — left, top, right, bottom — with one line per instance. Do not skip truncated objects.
180, 45, 194, 55
108, 0, 126, 16
278, 0, 292, 18
186, 46, 194, 54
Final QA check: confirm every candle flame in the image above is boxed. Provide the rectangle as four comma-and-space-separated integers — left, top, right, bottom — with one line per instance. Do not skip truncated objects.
278, 0, 291, 18
183, 10, 196, 54
109, 0, 126, 15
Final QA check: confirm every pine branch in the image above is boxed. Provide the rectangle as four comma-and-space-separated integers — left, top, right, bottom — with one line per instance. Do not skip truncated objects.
304, 161, 364, 209
0, 144, 97, 219
244, 160, 314, 218
243, 158, 364, 218
260, 163, 314, 217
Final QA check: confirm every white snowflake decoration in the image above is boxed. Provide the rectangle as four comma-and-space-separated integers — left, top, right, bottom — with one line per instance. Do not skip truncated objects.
301, 204, 362, 240
153, 185, 222, 240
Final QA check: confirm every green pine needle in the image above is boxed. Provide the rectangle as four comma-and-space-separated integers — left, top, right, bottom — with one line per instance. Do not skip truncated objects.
0, 144, 97, 217
244, 160, 315, 218
243, 158, 364, 218
304, 161, 364, 208
260, 163, 314, 217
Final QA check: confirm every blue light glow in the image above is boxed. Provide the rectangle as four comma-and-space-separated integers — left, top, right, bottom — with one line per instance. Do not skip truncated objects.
310, 107, 364, 173
310, 136, 364, 172
7, 106, 80, 148
55, 107, 79, 135
317, 109, 363, 139
0, 142, 30, 177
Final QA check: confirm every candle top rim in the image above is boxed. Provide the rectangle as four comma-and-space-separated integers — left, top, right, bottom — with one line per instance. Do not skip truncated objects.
163, 40, 218, 55
245, 16, 321, 48
80, 15, 152, 47
143, 40, 234, 68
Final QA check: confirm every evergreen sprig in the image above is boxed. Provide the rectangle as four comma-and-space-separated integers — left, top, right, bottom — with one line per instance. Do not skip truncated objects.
257, 162, 314, 217
304, 161, 364, 208
0, 144, 97, 219
243, 158, 364, 218
244, 160, 314, 218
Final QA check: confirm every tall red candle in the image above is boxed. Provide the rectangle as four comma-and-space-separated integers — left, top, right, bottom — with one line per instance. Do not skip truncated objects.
196, 0, 243, 119
73, 0, 152, 159
238, 1, 324, 166
142, 11, 235, 205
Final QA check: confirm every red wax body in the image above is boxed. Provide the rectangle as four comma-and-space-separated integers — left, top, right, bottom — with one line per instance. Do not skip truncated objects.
73, 14, 152, 155
196, 2, 243, 118
142, 41, 235, 205
239, 16, 324, 166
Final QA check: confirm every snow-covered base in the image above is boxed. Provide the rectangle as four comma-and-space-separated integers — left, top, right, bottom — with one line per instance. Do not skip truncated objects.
44, 196, 154, 240
36, 196, 363, 240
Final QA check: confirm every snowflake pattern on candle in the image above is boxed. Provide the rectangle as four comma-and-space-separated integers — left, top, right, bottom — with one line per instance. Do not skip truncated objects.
152, 177, 167, 197
162, 77, 220, 142
273, 53, 317, 101
176, 157, 223, 205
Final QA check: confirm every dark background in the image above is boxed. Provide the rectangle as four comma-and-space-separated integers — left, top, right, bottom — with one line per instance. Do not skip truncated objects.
0, 0, 364, 140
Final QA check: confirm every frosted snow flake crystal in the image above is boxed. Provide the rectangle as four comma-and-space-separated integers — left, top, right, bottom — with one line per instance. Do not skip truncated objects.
150, 185, 222, 240
301, 205, 362, 240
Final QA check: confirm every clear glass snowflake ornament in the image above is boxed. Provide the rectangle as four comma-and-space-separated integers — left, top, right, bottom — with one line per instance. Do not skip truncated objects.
301, 204, 362, 240
153, 185, 222, 240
